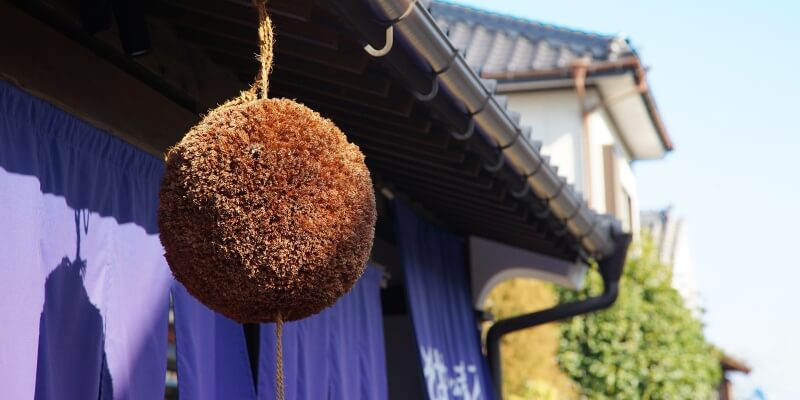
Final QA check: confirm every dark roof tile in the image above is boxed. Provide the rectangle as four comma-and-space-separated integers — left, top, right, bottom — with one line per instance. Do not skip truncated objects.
431, 1, 633, 73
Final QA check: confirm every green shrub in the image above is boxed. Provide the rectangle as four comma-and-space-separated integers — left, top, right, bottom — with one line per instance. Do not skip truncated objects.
556, 234, 721, 399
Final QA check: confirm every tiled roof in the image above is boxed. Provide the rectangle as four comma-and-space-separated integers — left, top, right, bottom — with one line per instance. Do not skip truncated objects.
430, 1, 634, 74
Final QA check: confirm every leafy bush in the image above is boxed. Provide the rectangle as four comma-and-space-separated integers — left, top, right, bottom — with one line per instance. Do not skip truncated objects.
557, 234, 721, 399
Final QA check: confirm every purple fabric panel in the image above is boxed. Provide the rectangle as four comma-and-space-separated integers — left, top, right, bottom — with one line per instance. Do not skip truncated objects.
34, 207, 109, 400
259, 309, 331, 400
105, 230, 172, 400
172, 282, 257, 400
394, 202, 495, 400
328, 266, 388, 400
258, 266, 387, 400
364, 267, 389, 400
0, 154, 44, 399
0, 81, 170, 399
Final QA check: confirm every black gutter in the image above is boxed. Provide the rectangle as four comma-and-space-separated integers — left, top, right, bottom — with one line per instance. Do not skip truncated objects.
324, 0, 619, 260
485, 225, 632, 399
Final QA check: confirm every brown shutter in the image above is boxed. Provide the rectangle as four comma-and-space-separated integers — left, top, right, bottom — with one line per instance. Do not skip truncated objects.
602, 145, 618, 216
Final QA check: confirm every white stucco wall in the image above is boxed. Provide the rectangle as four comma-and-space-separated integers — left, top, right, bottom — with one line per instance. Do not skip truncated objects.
505, 89, 640, 235
584, 92, 640, 236
506, 91, 585, 192
669, 219, 701, 315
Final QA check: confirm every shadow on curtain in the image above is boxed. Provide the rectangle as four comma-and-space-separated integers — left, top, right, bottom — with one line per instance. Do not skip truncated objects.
0, 80, 171, 399
34, 210, 112, 399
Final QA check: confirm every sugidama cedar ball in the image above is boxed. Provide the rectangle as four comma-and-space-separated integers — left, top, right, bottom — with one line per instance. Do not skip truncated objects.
159, 97, 376, 323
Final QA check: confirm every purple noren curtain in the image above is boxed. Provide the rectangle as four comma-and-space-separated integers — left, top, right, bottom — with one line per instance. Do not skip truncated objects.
394, 202, 495, 400
0, 81, 171, 399
171, 282, 257, 400
258, 266, 388, 400
0, 80, 389, 400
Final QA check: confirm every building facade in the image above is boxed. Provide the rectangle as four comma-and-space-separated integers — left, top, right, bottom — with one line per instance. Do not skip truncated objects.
641, 208, 702, 314
432, 2, 673, 239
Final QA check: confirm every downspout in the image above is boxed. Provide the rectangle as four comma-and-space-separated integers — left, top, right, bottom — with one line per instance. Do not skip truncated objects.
486, 226, 632, 399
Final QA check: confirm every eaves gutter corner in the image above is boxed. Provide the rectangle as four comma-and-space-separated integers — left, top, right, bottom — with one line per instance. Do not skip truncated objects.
486, 226, 632, 399
327, 0, 622, 260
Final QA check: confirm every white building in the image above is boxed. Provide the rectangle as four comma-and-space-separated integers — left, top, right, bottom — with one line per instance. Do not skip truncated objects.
641, 208, 702, 314
432, 2, 673, 237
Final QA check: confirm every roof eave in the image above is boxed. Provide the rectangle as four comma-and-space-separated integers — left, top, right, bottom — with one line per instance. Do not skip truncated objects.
325, 0, 622, 259
484, 58, 673, 154
721, 353, 752, 374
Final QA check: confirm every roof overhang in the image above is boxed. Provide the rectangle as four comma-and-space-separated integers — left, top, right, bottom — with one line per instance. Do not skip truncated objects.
487, 58, 673, 159
721, 353, 752, 374
7, 0, 629, 283
469, 236, 586, 307
596, 71, 668, 160
331, 0, 625, 259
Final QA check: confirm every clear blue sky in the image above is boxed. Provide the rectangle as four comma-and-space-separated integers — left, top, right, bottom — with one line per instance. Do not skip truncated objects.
452, 1, 800, 398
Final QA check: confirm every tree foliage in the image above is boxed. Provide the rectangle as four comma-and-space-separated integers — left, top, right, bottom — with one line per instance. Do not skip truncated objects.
556, 234, 721, 399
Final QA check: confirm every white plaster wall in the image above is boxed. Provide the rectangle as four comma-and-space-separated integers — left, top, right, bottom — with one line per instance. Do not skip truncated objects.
507, 89, 641, 234
585, 104, 640, 236
506, 91, 585, 192
670, 220, 701, 316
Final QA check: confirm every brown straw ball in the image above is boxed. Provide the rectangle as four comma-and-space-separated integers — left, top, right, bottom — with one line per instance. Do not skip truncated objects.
159, 97, 376, 322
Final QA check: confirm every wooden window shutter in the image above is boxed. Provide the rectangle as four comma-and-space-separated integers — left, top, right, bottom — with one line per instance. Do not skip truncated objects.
602, 145, 618, 216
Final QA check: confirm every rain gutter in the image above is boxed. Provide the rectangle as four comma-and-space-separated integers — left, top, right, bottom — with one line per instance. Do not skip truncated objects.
327, 0, 621, 259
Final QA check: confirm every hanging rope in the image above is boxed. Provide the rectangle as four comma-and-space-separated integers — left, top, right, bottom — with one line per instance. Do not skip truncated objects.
275, 313, 284, 400
252, 0, 274, 99
250, 3, 283, 399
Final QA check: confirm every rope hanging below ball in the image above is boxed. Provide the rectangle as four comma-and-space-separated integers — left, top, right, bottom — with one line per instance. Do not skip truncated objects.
158, 1, 376, 399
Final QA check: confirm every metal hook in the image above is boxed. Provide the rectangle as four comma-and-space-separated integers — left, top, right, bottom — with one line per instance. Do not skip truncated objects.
533, 203, 552, 219
510, 181, 530, 199
364, 0, 418, 57
364, 26, 394, 57
412, 51, 458, 102
413, 76, 439, 102
483, 150, 505, 172
450, 118, 475, 141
